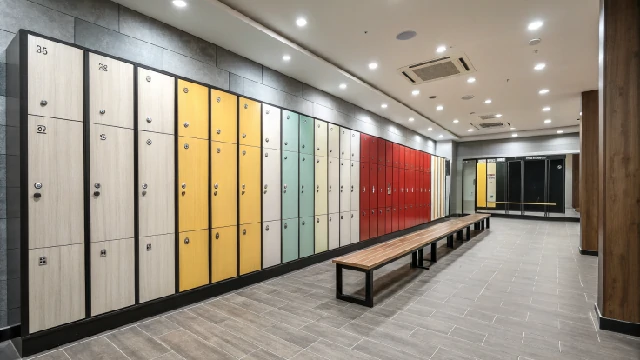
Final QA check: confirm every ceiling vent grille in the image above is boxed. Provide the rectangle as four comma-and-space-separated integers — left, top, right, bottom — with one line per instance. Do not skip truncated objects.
398, 53, 476, 84
476, 122, 505, 129
479, 114, 500, 120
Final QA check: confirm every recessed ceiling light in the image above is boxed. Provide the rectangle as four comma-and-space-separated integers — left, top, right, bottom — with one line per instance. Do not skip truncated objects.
557, 130, 564, 134
512, 133, 518, 137
539, 89, 550, 94
544, 119, 552, 124
580, 111, 583, 116
296, 17, 307, 27
467, 77, 476, 83
282, 55, 291, 62
468, 129, 474, 132
484, 99, 492, 104
438, 135, 444, 138
369, 62, 378, 70
534, 63, 546, 71
528, 21, 544, 31
436, 105, 444, 111
510, 127, 516, 130
412, 90, 420, 96
428, 127, 433, 131
409, 117, 414, 122
436, 45, 447, 53
339, 83, 347, 90
453, 119, 459, 123
496, 114, 503, 118
543, 106, 551, 111
172, 0, 187, 7
381, 103, 388, 109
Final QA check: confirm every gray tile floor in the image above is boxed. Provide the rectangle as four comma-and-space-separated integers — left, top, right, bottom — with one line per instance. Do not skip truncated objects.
3, 217, 640, 359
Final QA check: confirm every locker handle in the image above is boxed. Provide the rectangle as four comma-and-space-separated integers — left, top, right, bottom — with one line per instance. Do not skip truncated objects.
94, 191, 101, 197
183, 122, 189, 128
284, 223, 288, 229
40, 100, 48, 106
362, 187, 365, 193
372, 186, 375, 193
146, 117, 152, 123
184, 237, 190, 244
351, 214, 354, 218
34, 192, 42, 198
99, 109, 106, 115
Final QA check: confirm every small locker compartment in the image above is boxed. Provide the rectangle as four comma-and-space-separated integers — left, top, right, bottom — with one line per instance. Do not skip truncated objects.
350, 130, 360, 160
90, 238, 135, 316
299, 115, 314, 155
282, 111, 299, 152
282, 151, 299, 220
315, 215, 328, 253
210, 90, 238, 144
211, 226, 237, 283
239, 145, 261, 225
377, 208, 385, 236
177, 79, 209, 139
339, 159, 351, 212
315, 119, 328, 157
263, 104, 281, 150
339, 212, 351, 247
178, 137, 209, 232
328, 123, 339, 158
360, 162, 369, 209
377, 164, 385, 208
211, 142, 238, 229
369, 208, 378, 239
350, 161, 360, 211
328, 157, 340, 214
299, 217, 314, 257
178, 229, 209, 291
369, 163, 378, 209
239, 223, 261, 275
239, 98, 261, 147
339, 127, 351, 160
385, 166, 393, 208
377, 138, 386, 165
139, 234, 175, 303
385, 208, 392, 234
89, 53, 133, 129
299, 154, 315, 217
263, 220, 282, 269
369, 137, 378, 163
360, 133, 370, 163
138, 68, 175, 134
282, 219, 299, 263
360, 210, 369, 241
385, 140, 393, 167
315, 156, 328, 215
328, 213, 339, 250
262, 149, 282, 223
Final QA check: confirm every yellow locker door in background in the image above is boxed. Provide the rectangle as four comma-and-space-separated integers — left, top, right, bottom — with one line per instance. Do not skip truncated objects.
211, 90, 237, 144
178, 229, 209, 291
177, 79, 209, 139
239, 223, 261, 275
476, 160, 487, 208
211, 142, 237, 229
239, 145, 261, 225
239, 98, 261, 147
211, 226, 237, 283
178, 137, 209, 232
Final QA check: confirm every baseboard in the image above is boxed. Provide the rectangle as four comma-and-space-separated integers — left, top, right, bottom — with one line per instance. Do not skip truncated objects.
0, 324, 20, 342
595, 303, 640, 337
579, 247, 598, 256
476, 212, 580, 223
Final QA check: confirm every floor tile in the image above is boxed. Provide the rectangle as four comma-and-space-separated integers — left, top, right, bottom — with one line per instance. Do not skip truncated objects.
104, 326, 169, 360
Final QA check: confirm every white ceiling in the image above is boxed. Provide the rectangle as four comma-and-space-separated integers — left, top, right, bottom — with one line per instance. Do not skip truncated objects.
113, 0, 599, 142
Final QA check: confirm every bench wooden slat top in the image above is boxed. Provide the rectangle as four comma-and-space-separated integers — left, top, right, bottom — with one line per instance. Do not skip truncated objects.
333, 214, 490, 270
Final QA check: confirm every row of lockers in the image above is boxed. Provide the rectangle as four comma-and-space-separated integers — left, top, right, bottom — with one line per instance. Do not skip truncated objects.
359, 133, 433, 171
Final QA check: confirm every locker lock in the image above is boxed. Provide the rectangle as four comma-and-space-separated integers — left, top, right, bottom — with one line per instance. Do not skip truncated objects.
265, 138, 269, 143
316, 147, 320, 151
352, 153, 355, 157
217, 129, 221, 135
39, 256, 47, 266
184, 237, 190, 244
214, 191, 217, 196
244, 104, 248, 109
372, 210, 375, 214
183, 87, 189, 93
351, 214, 354, 218
284, 223, 288, 229
341, 215, 343, 219
146, 139, 152, 145
142, 183, 148, 189
214, 183, 218, 189
100, 249, 107, 257
316, 218, 320, 223
146, 117, 152, 123
146, 243, 152, 251
302, 145, 305, 148
266, 109, 270, 115
287, 115, 290, 119
284, 142, 288, 146
317, 124, 320, 128
34, 182, 43, 190
100, 109, 106, 115
316, 159, 319, 163
352, 134, 355, 137
372, 186, 376, 193
146, 76, 151, 82
265, 152, 269, 157
266, 225, 270, 231
362, 187, 365, 192
264, 184, 268, 189
142, 190, 147, 196
34, 193, 42, 199
242, 184, 245, 189
95, 183, 101, 189
216, 97, 221, 103
302, 221, 305, 225
243, 229, 246, 235
216, 232, 219, 239
242, 133, 246, 138
184, 143, 189, 149
40, 100, 48, 107
182, 183, 187, 189
242, 150, 246, 155
183, 122, 190, 128
100, 134, 107, 140
94, 191, 101, 197
351, 185, 354, 192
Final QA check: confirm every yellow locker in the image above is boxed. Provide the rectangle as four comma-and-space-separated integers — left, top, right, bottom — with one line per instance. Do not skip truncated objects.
239, 98, 261, 147
239, 145, 261, 224
211, 226, 237, 283
239, 223, 261, 275
177, 79, 209, 139
477, 161, 487, 208
211, 90, 237, 144
178, 137, 209, 232
178, 229, 209, 291
211, 142, 237, 228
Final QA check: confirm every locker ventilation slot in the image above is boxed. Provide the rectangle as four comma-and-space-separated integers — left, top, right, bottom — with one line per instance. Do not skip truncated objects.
398, 53, 476, 84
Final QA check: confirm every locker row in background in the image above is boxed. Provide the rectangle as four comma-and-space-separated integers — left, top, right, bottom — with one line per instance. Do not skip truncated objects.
13, 34, 446, 334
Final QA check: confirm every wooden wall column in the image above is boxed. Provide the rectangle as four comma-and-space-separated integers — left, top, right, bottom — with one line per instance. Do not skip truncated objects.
579, 91, 598, 255
597, 0, 640, 336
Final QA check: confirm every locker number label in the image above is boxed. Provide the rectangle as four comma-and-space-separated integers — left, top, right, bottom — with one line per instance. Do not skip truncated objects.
35, 45, 48, 55
98, 63, 108, 72
36, 125, 47, 134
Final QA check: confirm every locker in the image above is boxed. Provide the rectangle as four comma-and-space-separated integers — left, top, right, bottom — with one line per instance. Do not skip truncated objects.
138, 68, 175, 135
239, 98, 261, 147
239, 223, 261, 275
282, 111, 299, 152
377, 209, 385, 236
315, 156, 328, 215
28, 244, 84, 333
360, 162, 369, 210
377, 139, 386, 165
385, 166, 393, 208
282, 219, 299, 263
404, 147, 411, 170
369, 137, 378, 163
177, 79, 209, 139
263, 104, 281, 150
360, 210, 369, 241
28, 116, 84, 249
282, 151, 299, 220
385, 207, 392, 234
211, 142, 237, 229
339, 160, 351, 212
350, 161, 360, 211
315, 215, 328, 253
178, 137, 209, 231
211, 90, 237, 144
392, 143, 400, 168
369, 163, 378, 209
399, 170, 405, 230
329, 214, 339, 250
89, 53, 133, 129
299, 115, 314, 155
299, 154, 314, 217
263, 220, 282, 268
392, 206, 398, 232
339, 127, 351, 160
392, 167, 399, 207
239, 145, 261, 224
179, 229, 209, 291
418, 152, 424, 172
350, 211, 359, 244
263, 149, 282, 222
339, 212, 350, 247
299, 217, 314, 257
211, 226, 237, 283
328, 123, 339, 158
377, 165, 385, 207
90, 124, 134, 243
27, 35, 83, 121
398, 145, 405, 169
328, 157, 340, 214
139, 234, 175, 303
360, 133, 370, 163
315, 119, 328, 157
385, 140, 393, 167
139, 131, 174, 237
90, 238, 135, 316
369, 209, 378, 238
350, 130, 360, 161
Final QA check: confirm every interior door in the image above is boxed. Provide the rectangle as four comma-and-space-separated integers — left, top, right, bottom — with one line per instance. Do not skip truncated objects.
350, 161, 360, 211
282, 111, 299, 153
282, 220, 299, 263
89, 53, 133, 129
315, 156, 328, 215
314, 215, 327, 253
239, 98, 261, 147
350, 130, 360, 161
178, 137, 209, 232
137, 68, 174, 135
262, 149, 282, 222
211, 226, 237, 283
263, 220, 282, 268
328, 214, 339, 250
211, 142, 237, 229
239, 223, 261, 275
177, 80, 209, 139
139, 233, 174, 303
299, 217, 314, 257
315, 119, 328, 157
360, 133, 370, 163
340, 160, 351, 212
239, 145, 261, 224
328, 157, 340, 214
178, 229, 209, 291
211, 90, 237, 144
263, 105, 281, 150
299, 154, 314, 217
360, 210, 369, 241
299, 115, 314, 155
90, 238, 135, 316
340, 212, 350, 247
328, 123, 339, 158
282, 151, 299, 220
548, 158, 565, 213
340, 127, 350, 160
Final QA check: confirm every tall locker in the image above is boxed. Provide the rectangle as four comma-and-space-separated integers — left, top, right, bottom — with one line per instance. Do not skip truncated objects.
385, 166, 393, 208
239, 223, 261, 275
350, 161, 360, 211
239, 145, 261, 224
339, 212, 351, 247
369, 137, 378, 164
263, 221, 282, 268
360, 210, 369, 241
263, 105, 281, 150
239, 98, 261, 147
138, 68, 174, 134
315, 215, 328, 253
211, 142, 237, 229
299, 217, 314, 257
360, 133, 370, 163
339, 160, 351, 212
263, 149, 281, 222
177, 80, 209, 140
340, 127, 351, 160
211, 226, 237, 283
315, 119, 328, 157
178, 137, 209, 231
328, 214, 339, 250
399, 170, 405, 230
328, 123, 339, 158
377, 139, 386, 165
282, 151, 299, 220
139, 234, 174, 303
385, 140, 393, 167
315, 156, 328, 215
282, 220, 299, 263
300, 116, 314, 155
328, 157, 340, 214
178, 229, 209, 291
377, 164, 385, 208
392, 167, 399, 232
369, 208, 377, 238
282, 111, 299, 152
369, 163, 378, 209
299, 154, 314, 218
360, 162, 369, 210
211, 90, 237, 144
350, 130, 360, 161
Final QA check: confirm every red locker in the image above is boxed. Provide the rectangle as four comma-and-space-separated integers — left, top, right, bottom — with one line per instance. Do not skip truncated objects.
425, 153, 431, 171
377, 139, 385, 165
369, 137, 378, 163
377, 165, 385, 208
385, 141, 393, 167
360, 133, 370, 163
404, 147, 410, 170
399, 145, 405, 169
426, 162, 432, 223
369, 209, 378, 238
411, 149, 417, 171
377, 208, 385, 236
418, 151, 424, 172
392, 206, 398, 232
369, 163, 377, 209
419, 172, 425, 224
399, 170, 405, 230
385, 166, 393, 208
360, 210, 369, 241
385, 207, 392, 234
392, 143, 400, 168
408, 170, 415, 228
360, 162, 369, 209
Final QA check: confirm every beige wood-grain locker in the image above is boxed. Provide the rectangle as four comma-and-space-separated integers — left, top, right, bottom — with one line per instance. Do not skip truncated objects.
339, 159, 351, 212
315, 215, 328, 253
340, 211, 351, 247
328, 213, 339, 250
339, 127, 351, 160
315, 156, 328, 215
90, 238, 135, 316
328, 123, 339, 158
263, 104, 281, 150
262, 149, 281, 222
89, 53, 134, 129
139, 233, 175, 303
137, 68, 175, 135
328, 157, 340, 214
350, 130, 360, 161
315, 119, 327, 157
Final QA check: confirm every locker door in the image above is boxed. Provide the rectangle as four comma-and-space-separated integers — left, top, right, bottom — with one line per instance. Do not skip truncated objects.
392, 206, 398, 232
369, 137, 378, 163
263, 220, 282, 268
28, 116, 84, 249
339, 212, 350, 247
178, 137, 209, 231
315, 119, 328, 157
360, 210, 369, 241
239, 98, 261, 147
392, 167, 399, 207
177, 80, 209, 139
211, 90, 237, 144
138, 68, 175, 135
239, 145, 261, 224
350, 211, 359, 244
299, 217, 314, 257
427, 167, 432, 222
369, 163, 378, 209
350, 161, 360, 211
282, 111, 299, 153
377, 139, 386, 165
139, 234, 175, 303
263, 105, 281, 150
399, 145, 406, 169
339, 160, 351, 212
239, 223, 261, 275
90, 238, 135, 316
377, 165, 385, 207
385, 166, 393, 208
263, 149, 282, 222
369, 209, 377, 238
90, 125, 134, 243
385, 208, 392, 234
89, 53, 133, 129
179, 229, 209, 291
315, 156, 328, 215
282, 220, 299, 263
314, 215, 328, 253
299, 115, 314, 155
329, 214, 339, 250
211, 142, 237, 229
399, 170, 405, 230
360, 162, 369, 210
211, 226, 237, 283
28, 244, 84, 333
328, 158, 340, 214
299, 154, 314, 217
392, 143, 400, 168
360, 133, 370, 163
27, 35, 83, 121
139, 132, 174, 237
377, 209, 385, 237
282, 151, 299, 220
419, 152, 424, 172
350, 130, 360, 161
328, 124, 339, 158
385, 140, 393, 167
339, 127, 351, 160
404, 147, 411, 170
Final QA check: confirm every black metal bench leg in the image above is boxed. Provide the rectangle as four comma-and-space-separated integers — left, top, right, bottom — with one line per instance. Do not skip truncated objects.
480, 221, 484, 230
431, 243, 438, 263
457, 230, 463, 241
474, 222, 479, 231
336, 264, 375, 307
413, 248, 430, 270
365, 270, 374, 307
486, 218, 490, 229
447, 235, 454, 248
336, 264, 344, 297
466, 226, 471, 240
411, 251, 418, 268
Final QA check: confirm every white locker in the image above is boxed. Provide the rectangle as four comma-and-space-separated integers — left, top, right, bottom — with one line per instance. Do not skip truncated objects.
340, 212, 351, 247
263, 220, 282, 269
314, 156, 328, 216
340, 159, 351, 212
263, 104, 281, 150
339, 127, 351, 160
329, 213, 339, 250
350, 161, 360, 211
262, 149, 281, 222
328, 123, 339, 158
350, 210, 359, 244
350, 130, 360, 161
328, 157, 340, 214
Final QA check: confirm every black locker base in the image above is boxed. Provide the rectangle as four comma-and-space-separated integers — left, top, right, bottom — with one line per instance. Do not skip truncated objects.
579, 247, 598, 256
476, 211, 580, 223
595, 304, 640, 338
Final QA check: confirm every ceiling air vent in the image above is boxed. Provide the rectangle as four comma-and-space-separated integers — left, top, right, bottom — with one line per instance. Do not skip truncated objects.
479, 114, 500, 120
398, 53, 476, 84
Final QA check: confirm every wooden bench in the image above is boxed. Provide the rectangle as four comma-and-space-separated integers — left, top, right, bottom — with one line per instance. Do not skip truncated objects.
332, 214, 491, 307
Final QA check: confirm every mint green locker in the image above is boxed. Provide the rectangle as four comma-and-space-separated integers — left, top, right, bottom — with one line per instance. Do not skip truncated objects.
282, 111, 299, 153
282, 219, 299, 263
300, 115, 314, 155
299, 217, 314, 257
282, 151, 299, 220
299, 154, 314, 217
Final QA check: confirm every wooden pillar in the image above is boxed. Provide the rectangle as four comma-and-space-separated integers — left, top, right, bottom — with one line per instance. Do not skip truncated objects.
596, 0, 640, 336
579, 91, 598, 255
